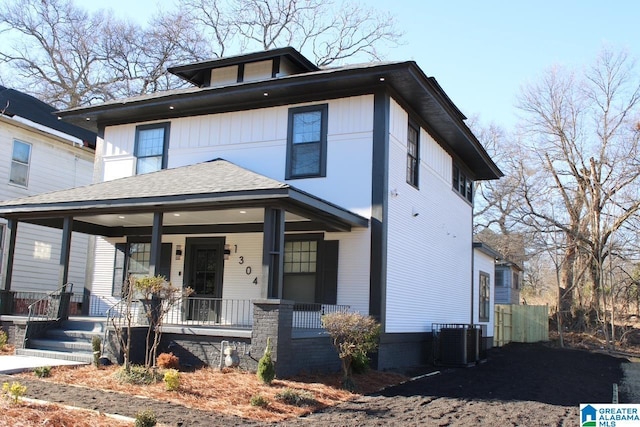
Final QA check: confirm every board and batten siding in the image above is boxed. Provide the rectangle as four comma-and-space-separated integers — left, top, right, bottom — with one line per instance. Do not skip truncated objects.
0, 118, 94, 294
473, 248, 495, 337
100, 95, 375, 218
384, 99, 473, 333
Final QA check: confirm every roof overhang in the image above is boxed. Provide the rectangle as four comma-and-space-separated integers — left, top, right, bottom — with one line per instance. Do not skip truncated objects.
57, 62, 502, 180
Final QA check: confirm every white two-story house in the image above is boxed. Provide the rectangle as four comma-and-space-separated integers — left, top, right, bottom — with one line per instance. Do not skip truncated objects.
0, 48, 501, 371
0, 86, 95, 315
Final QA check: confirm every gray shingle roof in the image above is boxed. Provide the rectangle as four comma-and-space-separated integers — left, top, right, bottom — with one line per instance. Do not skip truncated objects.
0, 159, 288, 208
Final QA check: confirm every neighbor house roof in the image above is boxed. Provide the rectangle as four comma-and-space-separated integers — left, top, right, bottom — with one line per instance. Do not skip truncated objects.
56, 48, 502, 180
0, 86, 96, 147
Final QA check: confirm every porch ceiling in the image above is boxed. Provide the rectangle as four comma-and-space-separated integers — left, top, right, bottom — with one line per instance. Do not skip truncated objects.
0, 159, 368, 235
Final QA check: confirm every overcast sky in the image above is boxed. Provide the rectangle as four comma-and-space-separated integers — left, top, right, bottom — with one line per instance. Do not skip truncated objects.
88, 0, 639, 131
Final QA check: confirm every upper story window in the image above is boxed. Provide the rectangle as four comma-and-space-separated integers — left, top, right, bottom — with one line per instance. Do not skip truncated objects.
286, 104, 328, 179
452, 163, 473, 203
135, 123, 170, 175
406, 123, 419, 187
10, 140, 32, 187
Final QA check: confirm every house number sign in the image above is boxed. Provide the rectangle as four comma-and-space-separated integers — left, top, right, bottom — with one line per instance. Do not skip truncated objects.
236, 247, 258, 285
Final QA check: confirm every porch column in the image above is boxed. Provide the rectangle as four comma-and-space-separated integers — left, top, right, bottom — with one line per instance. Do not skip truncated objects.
0, 219, 18, 314
263, 207, 285, 299
149, 212, 164, 277
58, 216, 73, 290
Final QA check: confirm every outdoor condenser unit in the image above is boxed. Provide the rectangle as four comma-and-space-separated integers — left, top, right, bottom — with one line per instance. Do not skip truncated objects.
434, 324, 481, 366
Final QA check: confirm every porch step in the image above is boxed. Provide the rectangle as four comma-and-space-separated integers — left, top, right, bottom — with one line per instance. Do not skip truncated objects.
22, 318, 106, 365
15, 348, 94, 364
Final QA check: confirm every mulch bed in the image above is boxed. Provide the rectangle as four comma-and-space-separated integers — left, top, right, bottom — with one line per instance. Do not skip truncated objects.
2, 342, 630, 426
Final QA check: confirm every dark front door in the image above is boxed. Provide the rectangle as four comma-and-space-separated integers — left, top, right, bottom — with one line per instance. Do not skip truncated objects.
185, 238, 225, 322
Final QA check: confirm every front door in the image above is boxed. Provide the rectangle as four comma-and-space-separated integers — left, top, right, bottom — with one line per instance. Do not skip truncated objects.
184, 238, 225, 322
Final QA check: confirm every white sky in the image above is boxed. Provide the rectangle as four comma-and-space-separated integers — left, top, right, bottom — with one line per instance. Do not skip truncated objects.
83, 0, 639, 131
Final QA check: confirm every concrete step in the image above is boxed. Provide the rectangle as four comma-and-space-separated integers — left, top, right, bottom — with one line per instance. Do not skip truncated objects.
61, 318, 107, 333
45, 328, 103, 342
29, 338, 94, 353
15, 348, 93, 364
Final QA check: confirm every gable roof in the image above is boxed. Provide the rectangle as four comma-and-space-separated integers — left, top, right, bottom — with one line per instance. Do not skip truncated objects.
56, 48, 502, 180
0, 86, 96, 147
0, 159, 368, 233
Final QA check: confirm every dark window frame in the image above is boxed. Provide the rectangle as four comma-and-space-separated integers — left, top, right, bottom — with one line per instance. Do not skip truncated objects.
10, 140, 32, 187
452, 162, 473, 203
134, 122, 170, 175
285, 104, 328, 179
479, 271, 490, 322
406, 122, 419, 188
112, 239, 172, 297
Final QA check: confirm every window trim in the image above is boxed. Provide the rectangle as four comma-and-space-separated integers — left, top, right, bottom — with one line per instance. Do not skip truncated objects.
285, 104, 328, 179
406, 122, 419, 188
10, 140, 32, 187
134, 122, 170, 175
452, 162, 473, 203
479, 271, 490, 322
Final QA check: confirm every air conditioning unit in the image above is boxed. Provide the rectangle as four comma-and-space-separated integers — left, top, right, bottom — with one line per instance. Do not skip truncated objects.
433, 324, 481, 366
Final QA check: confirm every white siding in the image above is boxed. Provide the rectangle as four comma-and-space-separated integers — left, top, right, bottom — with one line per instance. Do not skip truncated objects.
385, 99, 473, 333
0, 118, 94, 294
473, 248, 495, 337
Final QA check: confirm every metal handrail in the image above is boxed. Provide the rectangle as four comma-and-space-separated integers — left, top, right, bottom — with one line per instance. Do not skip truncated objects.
24, 283, 73, 347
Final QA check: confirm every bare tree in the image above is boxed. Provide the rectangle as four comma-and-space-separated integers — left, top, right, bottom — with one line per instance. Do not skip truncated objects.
516, 48, 640, 346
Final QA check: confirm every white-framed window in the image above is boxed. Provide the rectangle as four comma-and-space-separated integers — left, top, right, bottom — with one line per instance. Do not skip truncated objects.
479, 271, 490, 322
286, 104, 328, 179
10, 140, 32, 186
134, 123, 170, 175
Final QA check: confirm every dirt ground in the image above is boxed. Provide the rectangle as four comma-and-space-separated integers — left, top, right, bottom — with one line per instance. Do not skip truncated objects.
2, 342, 632, 426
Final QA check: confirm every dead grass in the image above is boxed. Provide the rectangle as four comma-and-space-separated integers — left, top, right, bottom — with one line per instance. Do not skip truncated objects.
0, 399, 132, 427
17, 365, 407, 422
0, 344, 15, 355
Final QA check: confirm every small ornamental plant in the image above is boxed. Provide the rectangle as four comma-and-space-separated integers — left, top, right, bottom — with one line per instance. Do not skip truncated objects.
34, 366, 51, 378
134, 409, 157, 427
256, 337, 276, 385
92, 335, 102, 368
250, 394, 269, 408
2, 381, 27, 404
156, 352, 180, 369
163, 369, 180, 391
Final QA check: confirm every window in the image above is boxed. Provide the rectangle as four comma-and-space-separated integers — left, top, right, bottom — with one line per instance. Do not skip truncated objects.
495, 270, 504, 287
283, 240, 318, 303
452, 163, 473, 203
406, 123, 419, 187
134, 123, 170, 175
479, 272, 490, 322
10, 140, 31, 186
512, 271, 520, 289
286, 104, 328, 179
112, 242, 172, 297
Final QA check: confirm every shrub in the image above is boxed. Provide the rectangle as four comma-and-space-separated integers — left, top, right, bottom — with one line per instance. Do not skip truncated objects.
274, 388, 316, 407
256, 337, 275, 385
0, 329, 7, 350
2, 381, 27, 404
156, 352, 180, 369
250, 394, 269, 408
114, 365, 161, 385
163, 368, 180, 391
92, 335, 101, 368
350, 350, 370, 374
34, 366, 51, 378
134, 409, 157, 427
322, 311, 380, 391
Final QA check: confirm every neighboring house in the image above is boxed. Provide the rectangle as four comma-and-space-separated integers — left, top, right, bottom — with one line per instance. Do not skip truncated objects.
0, 48, 502, 371
0, 86, 95, 313
495, 260, 523, 305
472, 242, 499, 349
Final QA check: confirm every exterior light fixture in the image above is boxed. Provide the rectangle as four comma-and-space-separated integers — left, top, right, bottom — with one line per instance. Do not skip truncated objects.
175, 245, 183, 260
224, 244, 231, 260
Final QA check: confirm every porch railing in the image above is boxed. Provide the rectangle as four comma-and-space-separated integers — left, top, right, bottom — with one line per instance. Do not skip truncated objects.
165, 297, 253, 328
292, 303, 350, 329
24, 283, 73, 347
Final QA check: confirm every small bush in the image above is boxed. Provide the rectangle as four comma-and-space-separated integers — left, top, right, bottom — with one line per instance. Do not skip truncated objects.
2, 381, 27, 404
250, 394, 269, 408
114, 365, 161, 385
34, 366, 51, 378
274, 388, 316, 407
134, 409, 157, 427
156, 352, 180, 369
351, 350, 370, 374
257, 337, 276, 385
0, 329, 7, 350
92, 335, 101, 368
163, 368, 180, 391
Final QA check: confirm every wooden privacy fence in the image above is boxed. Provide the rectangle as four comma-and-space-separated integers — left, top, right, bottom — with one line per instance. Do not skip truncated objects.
494, 304, 549, 347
